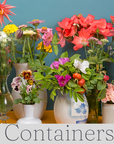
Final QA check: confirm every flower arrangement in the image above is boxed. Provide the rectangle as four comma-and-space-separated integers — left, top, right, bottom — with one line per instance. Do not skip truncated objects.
33, 51, 107, 102
11, 70, 44, 104
6, 19, 59, 72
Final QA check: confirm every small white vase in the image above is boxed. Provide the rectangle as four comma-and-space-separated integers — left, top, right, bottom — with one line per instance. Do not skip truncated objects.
102, 103, 114, 123
12, 63, 47, 119
17, 105, 42, 124
54, 91, 88, 124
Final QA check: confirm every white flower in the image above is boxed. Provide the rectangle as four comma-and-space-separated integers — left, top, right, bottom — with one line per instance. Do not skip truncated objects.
73, 59, 89, 74
23, 30, 36, 35
0, 31, 7, 42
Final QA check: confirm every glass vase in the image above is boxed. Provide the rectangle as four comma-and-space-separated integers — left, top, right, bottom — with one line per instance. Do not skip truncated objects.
86, 88, 98, 123
0, 75, 14, 123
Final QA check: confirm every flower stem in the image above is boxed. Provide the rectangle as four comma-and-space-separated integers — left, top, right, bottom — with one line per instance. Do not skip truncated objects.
27, 36, 33, 61
11, 34, 16, 62
22, 37, 26, 58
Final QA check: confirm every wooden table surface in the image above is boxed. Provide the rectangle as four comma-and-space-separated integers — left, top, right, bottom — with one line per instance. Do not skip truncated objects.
0, 110, 102, 124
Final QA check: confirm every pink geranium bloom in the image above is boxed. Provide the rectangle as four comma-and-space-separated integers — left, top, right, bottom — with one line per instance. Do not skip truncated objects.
42, 29, 53, 46
72, 28, 91, 51
0, 0, 16, 26
55, 74, 71, 87
110, 15, 114, 22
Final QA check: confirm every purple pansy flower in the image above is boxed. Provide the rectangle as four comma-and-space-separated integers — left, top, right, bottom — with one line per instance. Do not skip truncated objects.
59, 57, 70, 65
50, 61, 59, 69
55, 74, 71, 87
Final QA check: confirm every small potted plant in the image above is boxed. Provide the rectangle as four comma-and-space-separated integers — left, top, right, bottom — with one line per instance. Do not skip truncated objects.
101, 81, 114, 123
11, 70, 45, 124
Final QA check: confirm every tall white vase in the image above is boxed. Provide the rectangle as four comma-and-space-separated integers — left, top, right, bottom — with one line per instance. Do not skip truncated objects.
54, 91, 88, 124
12, 63, 47, 119
17, 105, 42, 124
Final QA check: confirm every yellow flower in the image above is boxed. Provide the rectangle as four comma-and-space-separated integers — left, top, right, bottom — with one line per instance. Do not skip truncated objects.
3, 24, 18, 34
36, 42, 52, 53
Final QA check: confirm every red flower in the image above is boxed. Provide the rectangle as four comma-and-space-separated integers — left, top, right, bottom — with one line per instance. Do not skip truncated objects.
58, 18, 73, 30
110, 15, 114, 22
72, 28, 91, 51
103, 75, 109, 81
0, 0, 16, 26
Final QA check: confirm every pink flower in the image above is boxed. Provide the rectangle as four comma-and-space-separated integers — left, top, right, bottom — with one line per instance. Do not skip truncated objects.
50, 61, 59, 69
27, 19, 45, 26
72, 28, 91, 51
42, 29, 53, 46
37, 27, 52, 34
55, 74, 71, 87
11, 82, 20, 92
18, 25, 28, 28
58, 58, 70, 65
26, 85, 32, 94
12, 77, 21, 83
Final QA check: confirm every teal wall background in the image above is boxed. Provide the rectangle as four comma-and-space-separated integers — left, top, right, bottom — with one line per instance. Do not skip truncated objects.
3, 0, 114, 110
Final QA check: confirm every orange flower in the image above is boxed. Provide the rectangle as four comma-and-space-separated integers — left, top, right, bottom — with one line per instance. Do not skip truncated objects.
21, 70, 32, 80
0, 0, 16, 26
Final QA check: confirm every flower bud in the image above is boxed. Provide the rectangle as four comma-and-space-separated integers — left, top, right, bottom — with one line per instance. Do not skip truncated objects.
103, 75, 109, 81
15, 29, 23, 39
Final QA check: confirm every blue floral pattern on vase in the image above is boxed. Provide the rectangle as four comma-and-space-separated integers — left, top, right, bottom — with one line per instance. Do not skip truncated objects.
75, 103, 87, 114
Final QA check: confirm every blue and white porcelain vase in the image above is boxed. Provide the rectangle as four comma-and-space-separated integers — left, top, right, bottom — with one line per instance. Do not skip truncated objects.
54, 91, 88, 124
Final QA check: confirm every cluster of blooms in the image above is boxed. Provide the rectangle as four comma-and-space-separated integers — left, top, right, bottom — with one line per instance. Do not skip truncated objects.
11, 70, 35, 94
101, 83, 114, 103
50, 57, 89, 87
56, 14, 114, 51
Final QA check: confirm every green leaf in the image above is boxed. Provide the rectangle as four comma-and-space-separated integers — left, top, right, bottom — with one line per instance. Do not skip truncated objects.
46, 68, 52, 75
74, 88, 85, 92
61, 70, 69, 76
52, 32, 58, 44
20, 57, 28, 63
97, 81, 106, 91
70, 54, 80, 62
50, 90, 56, 101
101, 58, 111, 63
14, 98, 22, 104
15, 50, 23, 54
90, 79, 97, 84
82, 73, 90, 80
33, 97, 41, 103
95, 73, 104, 80
76, 93, 84, 102
73, 91, 77, 102
69, 89, 72, 98
97, 88, 106, 99
68, 81, 80, 88
60, 51, 68, 58
110, 57, 114, 63
53, 45, 58, 55
34, 72, 44, 80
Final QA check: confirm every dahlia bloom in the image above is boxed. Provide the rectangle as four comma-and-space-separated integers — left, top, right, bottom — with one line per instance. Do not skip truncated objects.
0, 0, 16, 26
55, 74, 71, 87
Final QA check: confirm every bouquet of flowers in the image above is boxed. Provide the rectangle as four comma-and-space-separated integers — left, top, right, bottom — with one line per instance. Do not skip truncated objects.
11, 70, 44, 104
33, 51, 107, 102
